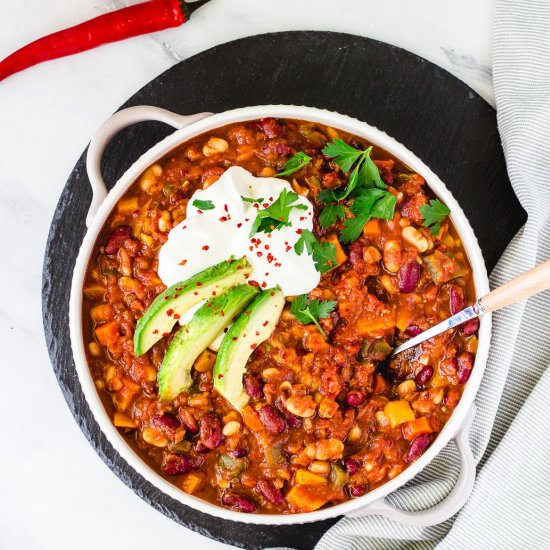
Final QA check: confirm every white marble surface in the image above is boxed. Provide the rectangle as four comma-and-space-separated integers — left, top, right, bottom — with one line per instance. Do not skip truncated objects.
0, 1, 494, 549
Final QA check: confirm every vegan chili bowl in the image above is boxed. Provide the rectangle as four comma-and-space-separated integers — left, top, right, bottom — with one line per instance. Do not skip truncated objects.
70, 105, 490, 525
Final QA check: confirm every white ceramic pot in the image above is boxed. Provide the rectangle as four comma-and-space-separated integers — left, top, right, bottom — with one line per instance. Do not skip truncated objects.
70, 105, 490, 526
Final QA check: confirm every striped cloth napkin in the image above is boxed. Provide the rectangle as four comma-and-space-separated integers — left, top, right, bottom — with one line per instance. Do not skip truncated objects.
313, 1, 550, 548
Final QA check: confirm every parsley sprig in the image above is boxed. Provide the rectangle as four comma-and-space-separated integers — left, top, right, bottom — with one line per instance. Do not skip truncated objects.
318, 139, 397, 241
419, 199, 450, 236
290, 294, 337, 338
248, 188, 307, 237
192, 199, 215, 210
294, 229, 337, 273
276, 152, 312, 177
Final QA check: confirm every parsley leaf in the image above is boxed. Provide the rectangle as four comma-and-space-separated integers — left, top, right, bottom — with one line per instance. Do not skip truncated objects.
192, 199, 215, 210
312, 240, 337, 273
339, 188, 397, 243
322, 139, 362, 172
249, 188, 307, 237
290, 294, 337, 338
241, 196, 264, 204
294, 229, 337, 273
419, 199, 450, 236
276, 152, 312, 177
294, 228, 317, 255
319, 204, 346, 228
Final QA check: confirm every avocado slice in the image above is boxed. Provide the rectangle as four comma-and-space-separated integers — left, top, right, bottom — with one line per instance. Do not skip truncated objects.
214, 287, 285, 410
157, 284, 259, 401
134, 257, 252, 356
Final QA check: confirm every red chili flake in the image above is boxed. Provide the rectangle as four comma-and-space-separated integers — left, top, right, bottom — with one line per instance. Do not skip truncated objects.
284, 241, 289, 246
232, 337, 238, 341
224, 204, 229, 213
202, 245, 210, 251
248, 280, 260, 287
296, 228, 303, 234
262, 203, 269, 208
237, 265, 243, 270
267, 253, 275, 263
256, 251, 263, 258
153, 329, 159, 334
237, 222, 243, 228
219, 216, 228, 222
182, 225, 187, 230
267, 233, 272, 238
262, 320, 269, 327
269, 196, 274, 201
299, 216, 306, 221
217, 374, 224, 380
261, 281, 267, 288
196, 282, 203, 286
220, 310, 225, 317
164, 296, 170, 300
265, 272, 269, 276
212, 291, 217, 296
197, 209, 204, 214
179, 259, 187, 266
166, 309, 174, 316
173, 294, 179, 299
270, 291, 276, 297
264, 244, 270, 250
162, 332, 170, 337
245, 218, 250, 222
244, 273, 250, 279
249, 246, 254, 252
244, 312, 251, 316
285, 245, 291, 253
274, 262, 282, 267
255, 331, 260, 336
253, 203, 260, 209
193, 291, 198, 295
173, 314, 181, 320
250, 343, 257, 350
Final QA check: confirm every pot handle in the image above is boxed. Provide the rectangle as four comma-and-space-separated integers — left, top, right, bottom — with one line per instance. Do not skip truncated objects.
346, 405, 476, 526
85, 105, 213, 227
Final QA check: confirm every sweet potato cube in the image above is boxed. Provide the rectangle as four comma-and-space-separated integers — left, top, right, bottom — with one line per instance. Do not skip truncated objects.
117, 197, 139, 215
402, 417, 433, 441
113, 412, 137, 429
384, 400, 415, 428
181, 472, 205, 494
322, 234, 347, 266
362, 219, 380, 236
286, 486, 330, 512
95, 321, 121, 348
242, 405, 264, 432
295, 469, 327, 486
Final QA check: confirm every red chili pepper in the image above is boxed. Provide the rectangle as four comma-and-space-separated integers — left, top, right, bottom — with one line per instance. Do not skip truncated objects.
0, 0, 210, 82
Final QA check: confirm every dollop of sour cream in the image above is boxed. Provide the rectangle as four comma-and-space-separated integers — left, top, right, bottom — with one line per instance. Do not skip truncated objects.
158, 166, 320, 297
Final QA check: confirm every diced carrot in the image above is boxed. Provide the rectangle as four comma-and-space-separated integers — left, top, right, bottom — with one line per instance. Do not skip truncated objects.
242, 405, 264, 432
395, 307, 415, 332
113, 412, 137, 428
181, 472, 205, 494
322, 234, 347, 266
402, 417, 433, 441
303, 329, 329, 352
295, 469, 327, 486
384, 400, 415, 428
362, 219, 380, 236
113, 378, 141, 412
95, 321, 121, 348
286, 486, 331, 512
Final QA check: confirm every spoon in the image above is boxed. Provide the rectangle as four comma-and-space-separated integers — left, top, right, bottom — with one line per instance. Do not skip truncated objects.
392, 258, 550, 356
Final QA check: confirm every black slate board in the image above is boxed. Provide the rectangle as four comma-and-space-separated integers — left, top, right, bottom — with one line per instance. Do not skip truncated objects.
42, 32, 525, 550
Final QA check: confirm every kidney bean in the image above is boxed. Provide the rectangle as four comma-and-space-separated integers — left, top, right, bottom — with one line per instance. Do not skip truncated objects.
228, 448, 249, 458
194, 442, 210, 453
457, 352, 474, 383
199, 413, 222, 449
346, 390, 366, 407
275, 399, 302, 429
348, 484, 368, 498
344, 458, 361, 474
105, 226, 131, 255
415, 365, 434, 387
178, 406, 199, 433
162, 453, 193, 475
244, 374, 263, 399
449, 285, 465, 314
260, 117, 285, 138
257, 479, 284, 505
152, 412, 180, 432
398, 261, 421, 293
461, 317, 480, 336
257, 404, 286, 434
406, 433, 432, 463
221, 492, 257, 513
405, 324, 423, 337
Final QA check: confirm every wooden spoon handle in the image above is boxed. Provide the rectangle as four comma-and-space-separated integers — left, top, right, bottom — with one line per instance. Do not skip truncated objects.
479, 259, 550, 313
